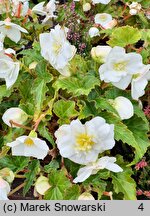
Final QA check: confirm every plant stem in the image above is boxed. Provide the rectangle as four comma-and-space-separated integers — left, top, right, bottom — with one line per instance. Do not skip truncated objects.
33, 114, 46, 131
123, 15, 132, 21
15, 175, 26, 179
121, 4, 127, 16
9, 120, 32, 130
61, 157, 65, 168
103, 191, 113, 200
4, 0, 10, 18
8, 182, 26, 197
16, 2, 22, 18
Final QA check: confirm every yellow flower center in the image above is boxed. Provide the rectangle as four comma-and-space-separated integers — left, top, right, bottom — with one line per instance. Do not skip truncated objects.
113, 61, 127, 71
76, 133, 95, 151
99, 15, 107, 21
24, 138, 34, 146
5, 25, 11, 29
133, 73, 140, 79
53, 43, 62, 55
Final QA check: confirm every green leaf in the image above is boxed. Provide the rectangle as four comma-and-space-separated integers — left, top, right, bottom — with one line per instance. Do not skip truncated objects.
104, 88, 130, 99
64, 185, 80, 200
112, 171, 136, 200
31, 80, 48, 118
35, 61, 53, 82
97, 170, 110, 180
100, 112, 142, 162
53, 74, 100, 97
102, 111, 149, 164
0, 85, 12, 103
64, 159, 81, 178
111, 157, 136, 200
44, 160, 59, 173
125, 116, 150, 165
141, 0, 150, 8
23, 159, 40, 196
141, 29, 150, 42
107, 26, 141, 47
38, 122, 55, 147
78, 100, 98, 120
133, 104, 148, 125
138, 13, 149, 27
0, 146, 10, 159
0, 156, 29, 172
31, 61, 53, 119
18, 75, 35, 115
20, 43, 43, 66
94, 98, 118, 115
53, 99, 78, 125
83, 174, 107, 199
44, 169, 71, 200
2, 128, 25, 147
45, 186, 63, 200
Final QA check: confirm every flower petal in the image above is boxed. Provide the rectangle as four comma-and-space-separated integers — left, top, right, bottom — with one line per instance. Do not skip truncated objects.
5, 62, 20, 88
114, 96, 134, 120
73, 166, 93, 183
131, 78, 148, 100
112, 75, 132, 90
106, 163, 123, 172
6, 28, 21, 43
24, 145, 48, 159
9, 142, 25, 156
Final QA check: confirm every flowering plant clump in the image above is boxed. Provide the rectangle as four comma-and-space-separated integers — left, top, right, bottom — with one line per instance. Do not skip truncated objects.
0, 0, 149, 200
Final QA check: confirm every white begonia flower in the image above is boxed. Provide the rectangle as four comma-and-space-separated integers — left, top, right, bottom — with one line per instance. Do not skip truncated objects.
131, 64, 150, 100
129, 2, 141, 10
83, 3, 91, 12
0, 21, 28, 43
94, 13, 112, 28
73, 156, 123, 183
78, 192, 95, 200
35, 176, 51, 195
44, 0, 57, 21
55, 117, 115, 165
88, 27, 100, 38
0, 177, 10, 200
91, 45, 112, 63
2, 107, 28, 127
0, 51, 20, 89
32, 0, 56, 23
99, 46, 144, 90
12, 0, 29, 17
32, 1, 46, 16
129, 2, 141, 15
110, 96, 134, 120
7, 135, 49, 159
40, 24, 76, 76
20, 0, 29, 16
0, 168, 15, 183
92, 0, 111, 4
129, 9, 138, 15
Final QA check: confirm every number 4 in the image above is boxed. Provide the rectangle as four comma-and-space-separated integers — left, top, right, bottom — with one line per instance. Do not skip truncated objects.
138, 203, 144, 211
